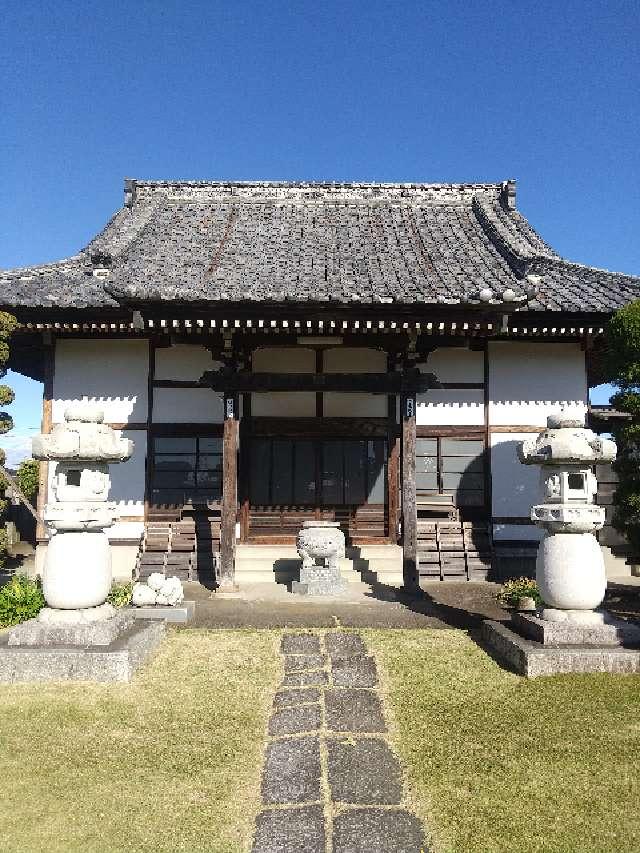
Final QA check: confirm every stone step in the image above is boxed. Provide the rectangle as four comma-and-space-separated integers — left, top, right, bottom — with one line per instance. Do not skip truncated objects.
235, 564, 403, 589
234, 545, 404, 589
236, 568, 367, 584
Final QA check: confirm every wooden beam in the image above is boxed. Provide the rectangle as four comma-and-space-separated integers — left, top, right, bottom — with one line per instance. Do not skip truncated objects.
489, 425, 546, 433
401, 393, 419, 593
248, 417, 389, 438
150, 422, 224, 436
220, 392, 239, 588
416, 426, 485, 437
107, 422, 148, 431
200, 370, 438, 394
36, 338, 55, 540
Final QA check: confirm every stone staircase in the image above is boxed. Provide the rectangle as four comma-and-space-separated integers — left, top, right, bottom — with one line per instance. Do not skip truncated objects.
234, 544, 403, 591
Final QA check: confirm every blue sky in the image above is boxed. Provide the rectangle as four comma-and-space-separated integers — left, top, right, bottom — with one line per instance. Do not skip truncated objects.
2, 0, 639, 465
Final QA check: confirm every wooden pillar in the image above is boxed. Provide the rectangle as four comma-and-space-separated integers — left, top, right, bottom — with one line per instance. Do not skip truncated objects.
239, 344, 251, 543
220, 392, 239, 588
36, 336, 55, 541
388, 434, 400, 542
483, 342, 492, 523
143, 338, 155, 523
401, 392, 419, 593
387, 354, 400, 543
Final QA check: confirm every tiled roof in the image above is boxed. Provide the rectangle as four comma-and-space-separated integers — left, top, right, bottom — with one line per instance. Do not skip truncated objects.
1, 179, 638, 314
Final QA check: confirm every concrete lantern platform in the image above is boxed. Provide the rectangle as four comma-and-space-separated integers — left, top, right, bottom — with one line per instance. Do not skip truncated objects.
0, 620, 165, 683
482, 618, 640, 677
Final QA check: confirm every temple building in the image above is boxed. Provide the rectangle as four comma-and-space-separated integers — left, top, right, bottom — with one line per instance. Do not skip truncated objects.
2, 179, 639, 589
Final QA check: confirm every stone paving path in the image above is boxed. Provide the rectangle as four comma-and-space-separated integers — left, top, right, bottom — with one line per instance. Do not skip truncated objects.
251, 631, 427, 853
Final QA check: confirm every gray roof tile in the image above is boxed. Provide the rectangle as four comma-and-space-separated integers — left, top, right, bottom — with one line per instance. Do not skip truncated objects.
1, 179, 638, 314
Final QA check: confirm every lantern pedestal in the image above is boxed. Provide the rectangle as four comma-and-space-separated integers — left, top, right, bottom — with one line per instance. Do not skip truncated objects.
481, 617, 640, 677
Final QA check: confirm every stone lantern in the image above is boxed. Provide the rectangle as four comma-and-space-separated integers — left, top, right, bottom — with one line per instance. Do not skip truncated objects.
32, 403, 133, 615
518, 410, 616, 624
1, 404, 167, 682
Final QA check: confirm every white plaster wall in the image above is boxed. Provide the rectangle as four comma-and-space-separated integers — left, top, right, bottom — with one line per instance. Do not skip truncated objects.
252, 393, 317, 416
154, 343, 218, 381
46, 429, 146, 527
490, 431, 541, 519
253, 347, 315, 373
324, 393, 387, 417
53, 339, 149, 424
423, 347, 484, 383
252, 347, 316, 417
108, 429, 146, 520
153, 388, 224, 423
323, 347, 387, 417
416, 390, 484, 426
416, 348, 485, 426
493, 524, 542, 542
323, 348, 386, 373
488, 342, 587, 426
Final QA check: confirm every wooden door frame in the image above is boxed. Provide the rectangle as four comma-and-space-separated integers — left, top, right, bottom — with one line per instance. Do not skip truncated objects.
240, 419, 393, 543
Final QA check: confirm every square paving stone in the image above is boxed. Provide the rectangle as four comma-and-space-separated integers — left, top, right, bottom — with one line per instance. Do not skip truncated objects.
331, 656, 378, 688
332, 808, 426, 853
281, 634, 321, 655
282, 670, 329, 687
325, 689, 386, 733
327, 738, 402, 804
262, 736, 321, 804
252, 805, 326, 853
269, 704, 322, 736
284, 653, 326, 673
325, 632, 367, 659
274, 688, 321, 709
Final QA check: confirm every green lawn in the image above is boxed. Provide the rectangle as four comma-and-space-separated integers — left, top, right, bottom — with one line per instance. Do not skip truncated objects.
367, 629, 640, 853
2, 626, 638, 853
0, 629, 281, 853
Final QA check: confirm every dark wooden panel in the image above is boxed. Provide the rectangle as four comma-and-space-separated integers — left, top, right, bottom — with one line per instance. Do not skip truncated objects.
416, 426, 485, 438
248, 505, 386, 541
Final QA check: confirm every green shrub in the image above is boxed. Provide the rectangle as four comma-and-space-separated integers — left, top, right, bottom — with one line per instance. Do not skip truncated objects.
496, 577, 543, 608
606, 300, 640, 559
107, 581, 133, 607
0, 574, 45, 627
16, 458, 39, 502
